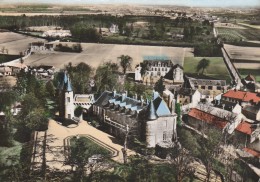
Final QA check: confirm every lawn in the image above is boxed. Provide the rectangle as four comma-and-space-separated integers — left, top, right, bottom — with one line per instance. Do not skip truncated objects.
0, 141, 22, 166
238, 69, 260, 82
184, 57, 231, 82
70, 136, 111, 156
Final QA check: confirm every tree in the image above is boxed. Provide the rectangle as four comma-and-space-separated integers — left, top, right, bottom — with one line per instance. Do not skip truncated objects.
198, 129, 223, 182
168, 146, 195, 182
196, 58, 210, 74
154, 77, 165, 95
65, 62, 92, 94
66, 137, 110, 181
95, 63, 118, 93
119, 55, 132, 74
175, 103, 182, 126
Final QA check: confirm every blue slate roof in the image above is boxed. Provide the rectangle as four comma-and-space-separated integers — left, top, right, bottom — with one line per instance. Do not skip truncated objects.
58, 72, 73, 92
94, 91, 172, 122
143, 55, 171, 61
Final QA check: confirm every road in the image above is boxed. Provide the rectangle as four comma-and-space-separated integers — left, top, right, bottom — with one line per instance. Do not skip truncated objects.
221, 47, 243, 88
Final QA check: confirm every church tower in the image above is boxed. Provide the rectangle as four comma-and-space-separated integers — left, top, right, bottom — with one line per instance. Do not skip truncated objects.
59, 73, 74, 119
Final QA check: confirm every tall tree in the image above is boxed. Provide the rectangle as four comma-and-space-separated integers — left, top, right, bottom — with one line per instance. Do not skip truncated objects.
154, 77, 165, 95
95, 63, 118, 93
119, 55, 132, 74
196, 58, 210, 74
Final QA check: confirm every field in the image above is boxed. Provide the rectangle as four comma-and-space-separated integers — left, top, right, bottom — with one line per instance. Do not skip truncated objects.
0, 32, 45, 55
224, 44, 260, 63
24, 42, 194, 69
183, 57, 231, 81
238, 69, 260, 82
216, 27, 260, 41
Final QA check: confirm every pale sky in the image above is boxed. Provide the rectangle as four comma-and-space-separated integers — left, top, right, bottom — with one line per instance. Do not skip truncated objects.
0, 0, 259, 7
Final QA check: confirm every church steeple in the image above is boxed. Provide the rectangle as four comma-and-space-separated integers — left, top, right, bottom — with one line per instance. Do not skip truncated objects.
148, 100, 157, 120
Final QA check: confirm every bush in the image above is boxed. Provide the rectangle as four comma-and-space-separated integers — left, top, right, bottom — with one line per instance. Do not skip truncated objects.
54, 43, 82, 53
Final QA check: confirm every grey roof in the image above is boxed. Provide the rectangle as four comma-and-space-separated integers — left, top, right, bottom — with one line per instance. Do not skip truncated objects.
58, 72, 73, 92
95, 91, 173, 121
148, 100, 157, 120
186, 75, 226, 89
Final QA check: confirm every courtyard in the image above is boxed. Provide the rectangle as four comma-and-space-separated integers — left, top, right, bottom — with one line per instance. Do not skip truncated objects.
32, 119, 135, 171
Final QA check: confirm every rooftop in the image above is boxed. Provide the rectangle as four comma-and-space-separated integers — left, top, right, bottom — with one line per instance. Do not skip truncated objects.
222, 90, 260, 104
243, 148, 260, 158
143, 55, 171, 61
188, 108, 228, 129
235, 121, 254, 135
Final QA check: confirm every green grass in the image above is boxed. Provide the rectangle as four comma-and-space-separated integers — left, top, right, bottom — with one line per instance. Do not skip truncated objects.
184, 57, 231, 82
238, 69, 260, 82
70, 136, 111, 156
0, 141, 22, 166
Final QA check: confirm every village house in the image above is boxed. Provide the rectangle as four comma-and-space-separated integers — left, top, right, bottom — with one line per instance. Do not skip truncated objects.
185, 106, 260, 152
221, 90, 260, 116
183, 74, 227, 98
92, 90, 177, 148
163, 64, 184, 84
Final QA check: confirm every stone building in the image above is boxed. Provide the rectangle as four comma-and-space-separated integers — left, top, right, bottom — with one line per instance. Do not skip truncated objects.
135, 56, 173, 84
93, 90, 177, 148
183, 74, 227, 98
163, 64, 184, 84
135, 56, 184, 85
58, 73, 94, 120
221, 90, 260, 109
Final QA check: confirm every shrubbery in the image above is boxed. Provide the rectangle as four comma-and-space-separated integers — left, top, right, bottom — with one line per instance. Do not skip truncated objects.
54, 43, 82, 53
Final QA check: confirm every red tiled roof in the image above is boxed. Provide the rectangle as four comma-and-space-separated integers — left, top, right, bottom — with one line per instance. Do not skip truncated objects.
243, 148, 260, 158
235, 121, 254, 135
222, 90, 260, 104
188, 108, 228, 129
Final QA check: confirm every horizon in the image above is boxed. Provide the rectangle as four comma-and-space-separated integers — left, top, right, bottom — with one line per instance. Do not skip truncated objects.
0, 0, 259, 8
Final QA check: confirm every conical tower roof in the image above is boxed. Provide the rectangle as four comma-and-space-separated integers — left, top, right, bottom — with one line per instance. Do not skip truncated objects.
65, 76, 73, 92
148, 100, 157, 120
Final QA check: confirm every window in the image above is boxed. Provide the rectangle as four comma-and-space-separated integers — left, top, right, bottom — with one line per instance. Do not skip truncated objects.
217, 86, 221, 90
155, 68, 157, 71
67, 97, 70, 102
208, 86, 213, 90
201, 86, 206, 89
68, 114, 71, 119
163, 132, 167, 141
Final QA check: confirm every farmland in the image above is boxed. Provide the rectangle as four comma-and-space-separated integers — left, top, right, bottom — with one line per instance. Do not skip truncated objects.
224, 44, 260, 63
183, 57, 231, 82
0, 32, 45, 55
24, 42, 194, 69
216, 27, 260, 42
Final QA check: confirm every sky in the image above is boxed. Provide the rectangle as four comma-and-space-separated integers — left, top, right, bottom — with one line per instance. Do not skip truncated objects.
0, 0, 259, 7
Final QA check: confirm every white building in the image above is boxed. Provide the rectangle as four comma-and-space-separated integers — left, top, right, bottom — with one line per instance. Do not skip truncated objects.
135, 56, 182, 84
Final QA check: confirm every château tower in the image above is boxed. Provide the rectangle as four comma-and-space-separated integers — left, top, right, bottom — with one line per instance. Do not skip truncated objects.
59, 73, 74, 119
